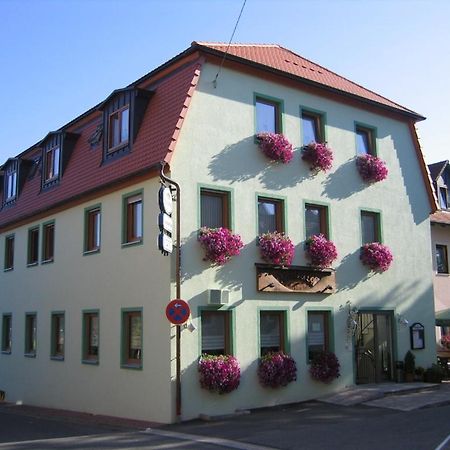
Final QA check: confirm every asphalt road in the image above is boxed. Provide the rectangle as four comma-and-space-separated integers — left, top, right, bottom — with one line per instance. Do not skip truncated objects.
1, 401, 450, 450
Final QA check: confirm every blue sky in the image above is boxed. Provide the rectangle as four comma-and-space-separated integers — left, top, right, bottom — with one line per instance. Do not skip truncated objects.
0, 0, 449, 165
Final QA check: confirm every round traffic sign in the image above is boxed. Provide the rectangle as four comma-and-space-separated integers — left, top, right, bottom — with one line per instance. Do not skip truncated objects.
165, 299, 190, 325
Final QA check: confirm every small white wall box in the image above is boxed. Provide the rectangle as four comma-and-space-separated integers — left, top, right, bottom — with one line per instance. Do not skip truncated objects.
208, 289, 230, 305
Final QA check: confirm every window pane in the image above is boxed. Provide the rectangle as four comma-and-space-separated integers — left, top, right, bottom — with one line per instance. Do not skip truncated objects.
201, 312, 226, 355
43, 224, 55, 261
260, 312, 282, 355
2, 316, 12, 353
308, 312, 328, 360
439, 188, 448, 209
256, 100, 277, 133
85, 313, 99, 359
361, 212, 377, 244
5, 236, 14, 270
302, 115, 318, 145
121, 108, 129, 142
25, 314, 37, 354
128, 314, 142, 360
53, 148, 60, 177
356, 129, 370, 155
305, 206, 323, 237
258, 199, 282, 234
134, 201, 143, 239
28, 228, 39, 264
436, 245, 449, 274
201, 191, 225, 228
125, 196, 142, 243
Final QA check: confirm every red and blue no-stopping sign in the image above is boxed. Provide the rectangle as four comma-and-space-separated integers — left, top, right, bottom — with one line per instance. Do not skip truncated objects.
166, 299, 190, 325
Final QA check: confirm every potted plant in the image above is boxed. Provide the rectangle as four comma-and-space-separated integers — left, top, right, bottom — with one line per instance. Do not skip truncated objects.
198, 354, 241, 394
301, 142, 333, 173
309, 351, 341, 383
404, 351, 415, 382
256, 132, 293, 163
198, 227, 244, 265
356, 154, 388, 183
305, 234, 338, 268
360, 242, 393, 272
259, 231, 295, 266
258, 351, 297, 388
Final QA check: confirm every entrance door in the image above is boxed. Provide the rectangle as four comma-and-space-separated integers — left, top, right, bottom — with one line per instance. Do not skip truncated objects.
355, 312, 394, 384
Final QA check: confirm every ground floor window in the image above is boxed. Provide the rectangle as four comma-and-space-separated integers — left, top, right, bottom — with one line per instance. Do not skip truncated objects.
307, 311, 330, 361
260, 310, 286, 356
83, 311, 99, 363
201, 310, 231, 355
121, 309, 142, 368
25, 313, 37, 356
1, 314, 12, 354
51, 312, 65, 359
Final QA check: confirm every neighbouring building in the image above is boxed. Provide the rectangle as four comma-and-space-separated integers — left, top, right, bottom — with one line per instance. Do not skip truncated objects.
428, 160, 450, 359
0, 42, 438, 423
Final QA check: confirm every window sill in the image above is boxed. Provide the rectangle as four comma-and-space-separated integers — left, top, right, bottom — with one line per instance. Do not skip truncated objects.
107, 141, 129, 154
1, 351, 11, 355
83, 249, 100, 256
27, 262, 39, 268
82, 359, 99, 365
50, 355, 64, 361
3, 268, 14, 272
42, 258, 54, 265
121, 239, 143, 248
436, 272, 450, 277
121, 363, 142, 370
24, 353, 36, 358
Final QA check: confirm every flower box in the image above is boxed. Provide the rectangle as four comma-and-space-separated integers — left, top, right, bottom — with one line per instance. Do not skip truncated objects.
360, 242, 393, 272
198, 227, 244, 265
198, 354, 241, 394
309, 351, 341, 383
259, 232, 295, 266
258, 351, 297, 388
356, 154, 388, 183
305, 234, 338, 268
256, 132, 293, 163
301, 142, 333, 173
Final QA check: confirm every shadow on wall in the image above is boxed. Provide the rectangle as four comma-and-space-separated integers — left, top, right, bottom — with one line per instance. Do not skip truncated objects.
337, 247, 373, 292
321, 158, 366, 200
208, 136, 312, 190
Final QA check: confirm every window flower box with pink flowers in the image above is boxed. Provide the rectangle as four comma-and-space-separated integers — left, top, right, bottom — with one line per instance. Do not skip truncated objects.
309, 351, 341, 383
360, 242, 393, 272
259, 231, 295, 266
256, 132, 293, 163
356, 154, 388, 183
198, 227, 244, 265
301, 142, 333, 173
305, 234, 338, 268
198, 354, 241, 394
258, 351, 297, 388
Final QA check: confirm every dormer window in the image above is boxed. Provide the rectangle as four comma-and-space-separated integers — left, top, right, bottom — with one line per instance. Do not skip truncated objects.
44, 146, 61, 182
2, 159, 19, 205
6, 168, 17, 201
108, 106, 129, 151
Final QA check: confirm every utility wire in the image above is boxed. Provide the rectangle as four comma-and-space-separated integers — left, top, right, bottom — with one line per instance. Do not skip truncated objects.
213, 0, 247, 88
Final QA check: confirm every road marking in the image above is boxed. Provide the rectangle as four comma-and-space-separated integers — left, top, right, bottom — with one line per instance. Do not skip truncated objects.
145, 428, 277, 450
435, 433, 450, 450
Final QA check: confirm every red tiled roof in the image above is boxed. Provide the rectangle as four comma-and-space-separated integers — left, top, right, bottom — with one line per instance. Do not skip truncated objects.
0, 61, 201, 230
193, 42, 424, 120
431, 210, 450, 226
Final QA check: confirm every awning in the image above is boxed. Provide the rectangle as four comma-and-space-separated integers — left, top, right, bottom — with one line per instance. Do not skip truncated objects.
436, 308, 450, 326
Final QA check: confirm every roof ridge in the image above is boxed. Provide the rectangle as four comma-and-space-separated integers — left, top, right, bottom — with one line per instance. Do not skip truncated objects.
193, 41, 280, 48
277, 44, 419, 115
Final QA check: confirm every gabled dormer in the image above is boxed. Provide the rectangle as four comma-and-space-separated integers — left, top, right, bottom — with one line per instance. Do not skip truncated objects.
429, 160, 449, 211
99, 87, 153, 162
40, 131, 79, 190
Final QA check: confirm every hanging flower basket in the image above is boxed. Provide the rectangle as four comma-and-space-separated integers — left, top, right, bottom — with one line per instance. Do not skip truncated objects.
301, 142, 333, 173
198, 354, 241, 394
356, 154, 388, 183
305, 234, 337, 268
309, 351, 341, 383
258, 351, 297, 388
259, 231, 295, 266
360, 242, 393, 272
256, 132, 293, 163
198, 227, 244, 265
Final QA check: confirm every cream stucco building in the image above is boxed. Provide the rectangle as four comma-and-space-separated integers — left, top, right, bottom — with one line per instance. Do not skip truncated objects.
0, 42, 438, 424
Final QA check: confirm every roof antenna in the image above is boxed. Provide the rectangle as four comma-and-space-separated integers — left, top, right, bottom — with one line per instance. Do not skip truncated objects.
213, 0, 247, 89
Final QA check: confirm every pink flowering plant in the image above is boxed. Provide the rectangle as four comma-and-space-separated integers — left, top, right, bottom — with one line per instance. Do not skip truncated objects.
356, 154, 388, 183
360, 242, 393, 272
258, 352, 297, 388
256, 132, 293, 163
309, 351, 341, 383
441, 335, 450, 349
259, 231, 295, 266
198, 354, 241, 394
198, 227, 244, 265
305, 234, 338, 268
302, 142, 333, 173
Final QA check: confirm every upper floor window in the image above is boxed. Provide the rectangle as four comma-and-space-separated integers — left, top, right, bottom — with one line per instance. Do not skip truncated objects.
200, 188, 230, 229
305, 203, 328, 238
439, 187, 448, 210
1, 314, 12, 354
84, 206, 101, 253
301, 111, 323, 146
201, 310, 231, 355
361, 211, 381, 244
27, 227, 39, 266
356, 125, 376, 155
307, 311, 331, 361
108, 106, 129, 152
258, 196, 284, 235
44, 146, 60, 181
123, 193, 143, 245
436, 245, 449, 274
260, 310, 286, 356
255, 96, 281, 134
42, 221, 55, 263
4, 235, 14, 271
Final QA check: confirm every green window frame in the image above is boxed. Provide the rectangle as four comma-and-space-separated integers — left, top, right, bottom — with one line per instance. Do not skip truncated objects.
42, 221, 55, 263
82, 310, 99, 364
24, 313, 37, 357
355, 123, 377, 156
254, 93, 283, 134
301, 108, 325, 146
360, 210, 382, 244
1, 314, 12, 354
4, 234, 14, 271
307, 310, 332, 362
122, 191, 143, 246
259, 310, 288, 356
50, 312, 65, 360
84, 205, 101, 254
121, 308, 143, 369
257, 196, 285, 236
27, 226, 40, 266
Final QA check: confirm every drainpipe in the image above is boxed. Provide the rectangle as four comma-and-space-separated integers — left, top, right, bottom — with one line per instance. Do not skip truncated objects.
159, 161, 182, 419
